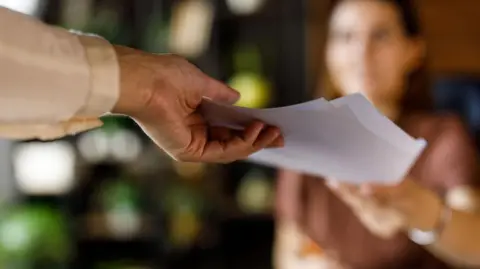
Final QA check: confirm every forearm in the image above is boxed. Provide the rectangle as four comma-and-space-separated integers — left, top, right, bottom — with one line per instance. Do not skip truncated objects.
0, 7, 119, 139
429, 209, 480, 266
427, 241, 479, 268
400, 181, 480, 266
425, 187, 480, 267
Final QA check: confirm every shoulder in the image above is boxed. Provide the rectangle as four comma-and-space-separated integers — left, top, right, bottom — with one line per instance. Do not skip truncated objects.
403, 113, 475, 166
404, 113, 477, 173
405, 113, 478, 190
402, 113, 470, 145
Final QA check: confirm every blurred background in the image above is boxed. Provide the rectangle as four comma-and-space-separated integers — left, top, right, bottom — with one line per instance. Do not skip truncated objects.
0, 0, 479, 268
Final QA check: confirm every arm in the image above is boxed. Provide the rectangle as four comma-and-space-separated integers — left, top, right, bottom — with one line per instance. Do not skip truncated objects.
325, 115, 480, 266
0, 7, 283, 162
368, 115, 480, 265
327, 177, 480, 266
429, 210, 480, 267
411, 116, 480, 265
389, 179, 480, 267
0, 7, 119, 140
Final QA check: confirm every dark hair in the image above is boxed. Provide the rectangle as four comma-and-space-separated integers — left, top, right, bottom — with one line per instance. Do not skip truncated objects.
319, 0, 433, 116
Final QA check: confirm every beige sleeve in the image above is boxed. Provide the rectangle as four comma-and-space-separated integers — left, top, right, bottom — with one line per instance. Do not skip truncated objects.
0, 7, 119, 140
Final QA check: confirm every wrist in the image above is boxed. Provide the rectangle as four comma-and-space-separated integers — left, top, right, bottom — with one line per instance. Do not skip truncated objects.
111, 45, 154, 117
406, 186, 443, 231
407, 197, 450, 246
391, 179, 443, 231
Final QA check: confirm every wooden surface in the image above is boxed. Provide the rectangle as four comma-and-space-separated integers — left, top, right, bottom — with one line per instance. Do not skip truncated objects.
306, 0, 480, 79
418, 0, 480, 75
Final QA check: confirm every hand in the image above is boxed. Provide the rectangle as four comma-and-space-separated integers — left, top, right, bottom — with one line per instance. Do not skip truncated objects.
326, 180, 405, 239
327, 179, 443, 234
365, 179, 443, 231
112, 46, 283, 163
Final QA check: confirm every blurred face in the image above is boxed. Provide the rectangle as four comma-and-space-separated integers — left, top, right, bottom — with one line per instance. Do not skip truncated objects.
326, 0, 423, 104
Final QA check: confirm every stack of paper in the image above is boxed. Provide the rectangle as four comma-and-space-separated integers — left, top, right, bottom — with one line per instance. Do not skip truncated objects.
200, 93, 426, 185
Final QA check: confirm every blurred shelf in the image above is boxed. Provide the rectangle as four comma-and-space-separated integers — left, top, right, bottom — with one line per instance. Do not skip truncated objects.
75, 239, 161, 269
225, 212, 273, 221
221, 200, 273, 221
79, 212, 157, 241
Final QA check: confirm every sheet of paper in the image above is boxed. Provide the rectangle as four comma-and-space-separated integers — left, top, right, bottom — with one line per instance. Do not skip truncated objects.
200, 94, 426, 185
291, 94, 426, 157
330, 94, 426, 154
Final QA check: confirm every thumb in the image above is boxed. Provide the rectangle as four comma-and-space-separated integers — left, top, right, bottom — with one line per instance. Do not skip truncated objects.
203, 77, 241, 104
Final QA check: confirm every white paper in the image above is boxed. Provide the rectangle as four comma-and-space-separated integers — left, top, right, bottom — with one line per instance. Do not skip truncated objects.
330, 94, 426, 154
200, 93, 426, 185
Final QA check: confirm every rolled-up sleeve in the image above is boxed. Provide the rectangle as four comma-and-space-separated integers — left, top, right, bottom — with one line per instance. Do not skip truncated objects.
0, 7, 119, 140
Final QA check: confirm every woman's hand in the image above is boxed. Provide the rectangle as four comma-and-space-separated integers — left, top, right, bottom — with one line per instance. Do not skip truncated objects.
326, 178, 443, 236
325, 179, 404, 238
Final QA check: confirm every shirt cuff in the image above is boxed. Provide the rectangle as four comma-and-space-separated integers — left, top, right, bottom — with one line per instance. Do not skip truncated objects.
0, 32, 118, 141
75, 34, 120, 118
0, 118, 103, 141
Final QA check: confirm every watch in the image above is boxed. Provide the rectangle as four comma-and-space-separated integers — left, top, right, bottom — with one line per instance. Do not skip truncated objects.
408, 204, 451, 246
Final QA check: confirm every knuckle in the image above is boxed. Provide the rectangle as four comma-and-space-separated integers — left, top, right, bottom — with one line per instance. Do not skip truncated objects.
251, 143, 262, 152
173, 152, 190, 162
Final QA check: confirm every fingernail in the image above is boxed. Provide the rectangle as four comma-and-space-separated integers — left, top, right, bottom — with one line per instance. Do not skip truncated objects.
229, 89, 241, 103
270, 136, 284, 148
270, 127, 280, 136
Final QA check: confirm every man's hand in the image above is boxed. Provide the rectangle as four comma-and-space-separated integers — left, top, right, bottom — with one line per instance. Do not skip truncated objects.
112, 46, 283, 163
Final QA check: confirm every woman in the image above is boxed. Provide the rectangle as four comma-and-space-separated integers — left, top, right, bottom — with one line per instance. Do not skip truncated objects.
274, 0, 480, 268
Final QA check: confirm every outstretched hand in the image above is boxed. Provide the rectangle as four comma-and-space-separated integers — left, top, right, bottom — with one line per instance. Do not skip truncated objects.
112, 46, 284, 163
326, 179, 442, 235
325, 179, 405, 238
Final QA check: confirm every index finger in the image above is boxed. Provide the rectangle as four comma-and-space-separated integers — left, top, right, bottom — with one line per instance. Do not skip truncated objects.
202, 121, 283, 162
